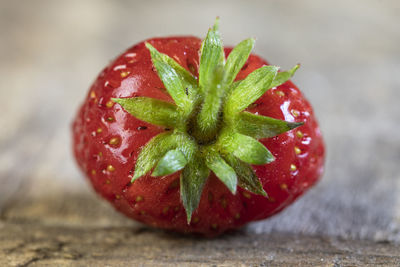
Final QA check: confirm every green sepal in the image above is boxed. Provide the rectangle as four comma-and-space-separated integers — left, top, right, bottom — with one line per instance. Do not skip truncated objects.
223, 154, 267, 196
196, 64, 225, 140
205, 149, 237, 194
145, 42, 198, 93
224, 66, 279, 116
224, 38, 255, 86
198, 18, 225, 94
228, 80, 242, 94
131, 133, 195, 182
236, 111, 304, 139
147, 46, 193, 115
131, 133, 177, 182
221, 133, 275, 165
152, 149, 188, 177
113, 97, 178, 128
270, 64, 299, 88
180, 155, 210, 224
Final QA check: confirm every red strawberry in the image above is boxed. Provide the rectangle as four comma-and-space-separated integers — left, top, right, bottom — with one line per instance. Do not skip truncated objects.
72, 20, 324, 236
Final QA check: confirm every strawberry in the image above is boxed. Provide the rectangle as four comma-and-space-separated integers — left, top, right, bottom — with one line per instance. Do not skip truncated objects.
72, 20, 325, 236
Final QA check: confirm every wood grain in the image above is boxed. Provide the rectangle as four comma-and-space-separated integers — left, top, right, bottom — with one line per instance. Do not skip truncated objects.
2, 222, 400, 266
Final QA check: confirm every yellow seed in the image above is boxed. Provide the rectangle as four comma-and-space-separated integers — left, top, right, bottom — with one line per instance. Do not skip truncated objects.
275, 90, 285, 96
268, 196, 276, 202
188, 64, 196, 74
296, 130, 304, 138
292, 109, 300, 117
106, 100, 114, 108
192, 217, 200, 223
294, 146, 301, 155
96, 128, 103, 133
174, 206, 179, 212
220, 198, 227, 209
115, 194, 121, 199
290, 164, 297, 171
248, 103, 258, 109
91, 169, 96, 175
242, 191, 251, 199
98, 152, 103, 157
109, 137, 120, 146
106, 117, 114, 122
211, 223, 218, 229
234, 213, 241, 219
168, 179, 179, 189
208, 192, 214, 203
107, 165, 115, 172
120, 71, 130, 78
140, 211, 146, 215
90, 91, 96, 98
135, 195, 143, 202
280, 183, 288, 190
106, 179, 110, 184
162, 207, 169, 214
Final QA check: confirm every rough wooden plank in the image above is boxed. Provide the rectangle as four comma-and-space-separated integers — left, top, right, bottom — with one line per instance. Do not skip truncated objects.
1, 221, 399, 267
1, 194, 400, 266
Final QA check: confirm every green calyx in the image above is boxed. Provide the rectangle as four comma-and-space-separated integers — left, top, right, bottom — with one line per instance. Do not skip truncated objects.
113, 19, 302, 223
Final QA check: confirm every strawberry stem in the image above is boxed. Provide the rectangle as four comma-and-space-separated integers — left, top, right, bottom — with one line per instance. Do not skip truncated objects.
193, 19, 226, 144
194, 65, 225, 144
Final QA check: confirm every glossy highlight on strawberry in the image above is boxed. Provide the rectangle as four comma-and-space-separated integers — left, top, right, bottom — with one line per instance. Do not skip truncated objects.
72, 20, 325, 236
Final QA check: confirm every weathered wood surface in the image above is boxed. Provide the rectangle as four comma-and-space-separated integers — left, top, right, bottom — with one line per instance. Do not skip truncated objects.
1, 194, 400, 266
2, 224, 400, 267
1, 0, 400, 266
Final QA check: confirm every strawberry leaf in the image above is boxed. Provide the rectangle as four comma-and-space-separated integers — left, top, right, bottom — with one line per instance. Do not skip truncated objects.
131, 133, 177, 182
205, 150, 237, 194
113, 97, 179, 128
198, 18, 225, 94
180, 155, 210, 223
147, 48, 193, 116
152, 149, 188, 177
223, 154, 267, 196
224, 66, 279, 117
145, 42, 197, 91
227, 80, 242, 94
221, 133, 275, 165
271, 64, 300, 88
224, 38, 255, 86
236, 111, 303, 139
132, 133, 196, 181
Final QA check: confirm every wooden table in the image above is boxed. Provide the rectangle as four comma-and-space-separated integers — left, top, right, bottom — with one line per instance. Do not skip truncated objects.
1, 193, 400, 266
1, 0, 400, 266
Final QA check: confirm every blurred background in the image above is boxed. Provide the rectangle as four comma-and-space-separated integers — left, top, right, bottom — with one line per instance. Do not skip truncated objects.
1, 0, 399, 242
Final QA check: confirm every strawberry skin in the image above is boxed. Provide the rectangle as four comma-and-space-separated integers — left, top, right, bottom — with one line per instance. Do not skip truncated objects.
72, 33, 324, 236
